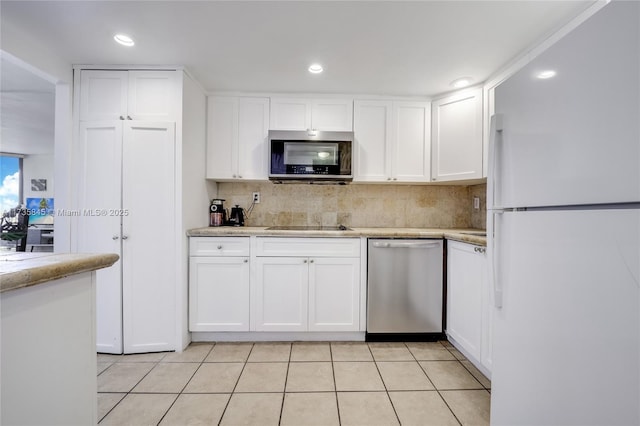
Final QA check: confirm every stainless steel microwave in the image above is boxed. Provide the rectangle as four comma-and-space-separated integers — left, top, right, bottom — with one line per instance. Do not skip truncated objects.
268, 130, 353, 182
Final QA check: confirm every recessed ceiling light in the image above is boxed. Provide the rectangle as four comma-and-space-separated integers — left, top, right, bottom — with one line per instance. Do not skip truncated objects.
114, 34, 135, 47
308, 64, 323, 74
537, 70, 557, 79
451, 77, 473, 88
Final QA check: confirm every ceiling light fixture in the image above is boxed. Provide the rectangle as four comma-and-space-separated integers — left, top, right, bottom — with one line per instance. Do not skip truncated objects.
114, 34, 135, 47
308, 64, 323, 74
451, 77, 473, 89
536, 70, 557, 79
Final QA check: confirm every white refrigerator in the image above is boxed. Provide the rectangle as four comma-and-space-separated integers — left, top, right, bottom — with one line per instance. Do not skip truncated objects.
488, 2, 640, 425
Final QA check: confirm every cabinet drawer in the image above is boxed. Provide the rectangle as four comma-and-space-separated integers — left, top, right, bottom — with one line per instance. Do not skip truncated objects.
256, 237, 360, 257
190, 237, 250, 256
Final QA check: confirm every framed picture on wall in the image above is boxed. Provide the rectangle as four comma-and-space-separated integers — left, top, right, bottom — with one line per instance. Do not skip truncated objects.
31, 179, 47, 191
26, 198, 54, 225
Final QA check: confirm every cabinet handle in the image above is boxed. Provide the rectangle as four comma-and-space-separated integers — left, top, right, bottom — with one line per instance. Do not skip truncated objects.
303, 259, 308, 263
122, 235, 129, 240
387, 177, 392, 181
112, 235, 119, 240
238, 175, 242, 179
309, 259, 314, 263
119, 116, 125, 120
393, 178, 397, 181
217, 245, 222, 249
243, 259, 248, 263
127, 115, 132, 120
232, 174, 237, 178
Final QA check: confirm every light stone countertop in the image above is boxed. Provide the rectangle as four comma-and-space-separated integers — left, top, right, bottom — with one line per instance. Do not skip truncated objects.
0, 252, 119, 293
187, 227, 487, 246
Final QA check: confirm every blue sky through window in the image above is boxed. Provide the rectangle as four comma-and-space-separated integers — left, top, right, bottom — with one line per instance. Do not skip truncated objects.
0, 156, 20, 214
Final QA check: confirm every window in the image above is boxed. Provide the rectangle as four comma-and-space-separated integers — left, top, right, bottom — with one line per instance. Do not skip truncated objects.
0, 155, 23, 214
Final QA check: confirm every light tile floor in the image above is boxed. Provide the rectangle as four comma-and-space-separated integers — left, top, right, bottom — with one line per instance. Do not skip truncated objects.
97, 341, 491, 425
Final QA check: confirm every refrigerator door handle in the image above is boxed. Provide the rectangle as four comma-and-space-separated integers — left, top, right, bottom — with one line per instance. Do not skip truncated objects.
490, 210, 504, 308
488, 114, 503, 210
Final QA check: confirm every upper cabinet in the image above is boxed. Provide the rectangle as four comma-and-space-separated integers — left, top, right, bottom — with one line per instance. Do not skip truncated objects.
270, 97, 353, 131
80, 70, 179, 121
353, 100, 431, 183
431, 88, 483, 182
206, 96, 270, 181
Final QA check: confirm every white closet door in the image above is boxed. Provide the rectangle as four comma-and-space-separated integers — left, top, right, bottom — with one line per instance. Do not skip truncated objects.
77, 121, 123, 354
121, 122, 176, 353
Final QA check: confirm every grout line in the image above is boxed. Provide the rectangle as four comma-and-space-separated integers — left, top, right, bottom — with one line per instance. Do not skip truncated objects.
277, 344, 293, 425
329, 343, 342, 426
368, 343, 403, 425
217, 342, 254, 426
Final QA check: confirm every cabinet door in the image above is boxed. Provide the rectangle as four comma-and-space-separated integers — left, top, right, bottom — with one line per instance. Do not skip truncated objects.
431, 88, 483, 182
122, 122, 176, 353
127, 71, 178, 121
308, 257, 360, 331
254, 257, 308, 331
311, 99, 353, 131
189, 257, 250, 331
353, 100, 392, 182
237, 97, 270, 180
80, 70, 128, 121
392, 101, 431, 181
206, 96, 238, 179
269, 98, 311, 130
446, 241, 482, 361
77, 121, 123, 354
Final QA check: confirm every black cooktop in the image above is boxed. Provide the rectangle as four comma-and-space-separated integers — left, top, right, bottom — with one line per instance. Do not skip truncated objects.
266, 225, 352, 231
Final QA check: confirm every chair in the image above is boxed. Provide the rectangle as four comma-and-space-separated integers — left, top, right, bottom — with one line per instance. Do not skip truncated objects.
1, 207, 30, 251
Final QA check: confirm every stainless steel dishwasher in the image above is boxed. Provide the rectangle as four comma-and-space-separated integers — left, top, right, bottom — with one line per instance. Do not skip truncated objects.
367, 239, 444, 340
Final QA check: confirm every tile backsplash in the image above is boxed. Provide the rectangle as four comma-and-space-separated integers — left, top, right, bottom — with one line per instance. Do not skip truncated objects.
216, 182, 487, 229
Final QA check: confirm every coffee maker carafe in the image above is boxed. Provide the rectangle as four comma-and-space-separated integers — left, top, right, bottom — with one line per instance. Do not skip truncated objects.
209, 199, 227, 226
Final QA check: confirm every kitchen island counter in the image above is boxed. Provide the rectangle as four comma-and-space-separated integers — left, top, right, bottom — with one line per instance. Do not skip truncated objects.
0, 251, 119, 293
1, 251, 118, 425
187, 226, 487, 246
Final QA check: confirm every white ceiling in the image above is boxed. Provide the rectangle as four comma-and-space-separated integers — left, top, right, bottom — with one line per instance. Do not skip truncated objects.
1, 56, 56, 155
1, 1, 593, 97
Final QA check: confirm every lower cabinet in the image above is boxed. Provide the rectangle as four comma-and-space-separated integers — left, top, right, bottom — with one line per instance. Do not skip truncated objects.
189, 256, 250, 331
254, 255, 360, 332
254, 238, 361, 332
189, 236, 362, 334
446, 240, 492, 375
189, 237, 251, 331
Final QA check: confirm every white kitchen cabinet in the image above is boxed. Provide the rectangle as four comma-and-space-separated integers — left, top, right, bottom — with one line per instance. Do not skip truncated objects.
206, 96, 269, 180
431, 88, 483, 182
75, 68, 194, 354
255, 257, 309, 332
80, 70, 178, 121
446, 240, 492, 375
77, 120, 176, 354
270, 97, 353, 131
189, 237, 250, 332
353, 100, 431, 182
254, 237, 361, 332
308, 257, 360, 331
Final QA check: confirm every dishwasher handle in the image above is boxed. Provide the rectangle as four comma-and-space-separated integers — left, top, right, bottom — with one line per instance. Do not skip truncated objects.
371, 241, 441, 249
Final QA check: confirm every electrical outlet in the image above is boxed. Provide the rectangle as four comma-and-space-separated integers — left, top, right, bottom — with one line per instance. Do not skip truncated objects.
473, 196, 480, 210
252, 192, 261, 204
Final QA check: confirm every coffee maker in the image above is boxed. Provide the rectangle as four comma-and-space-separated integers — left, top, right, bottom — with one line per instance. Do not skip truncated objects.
209, 199, 227, 226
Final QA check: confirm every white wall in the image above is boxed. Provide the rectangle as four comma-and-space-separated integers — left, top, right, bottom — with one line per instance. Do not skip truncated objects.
23, 154, 54, 200
176, 72, 209, 350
